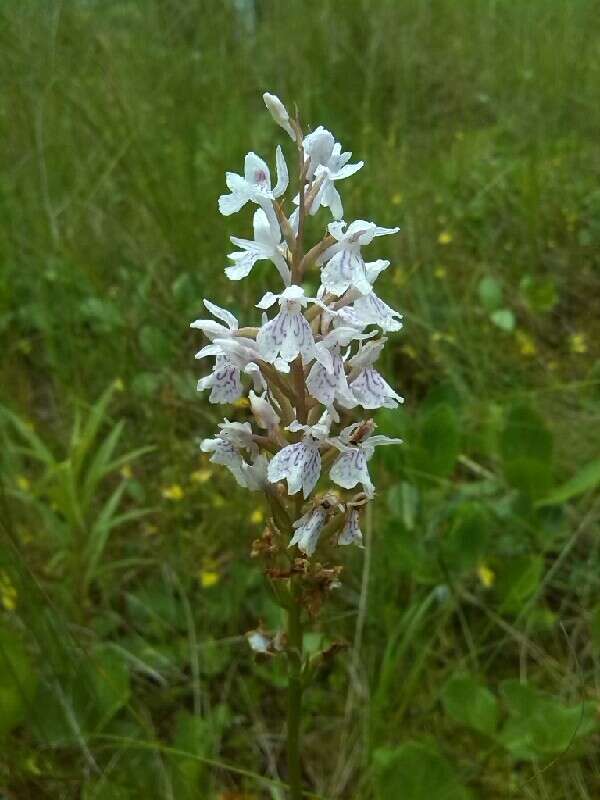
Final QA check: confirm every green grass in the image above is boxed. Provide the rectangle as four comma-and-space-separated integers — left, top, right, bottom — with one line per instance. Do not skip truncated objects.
1, 1, 600, 797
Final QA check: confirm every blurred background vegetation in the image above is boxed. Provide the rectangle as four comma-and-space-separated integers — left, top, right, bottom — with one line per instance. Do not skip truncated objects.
1, 1, 600, 797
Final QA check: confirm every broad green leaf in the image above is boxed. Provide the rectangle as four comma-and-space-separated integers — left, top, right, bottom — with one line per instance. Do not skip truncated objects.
500, 403, 553, 489
498, 680, 597, 759
494, 555, 543, 614
132, 372, 163, 398
409, 403, 460, 484
537, 458, 600, 506
519, 275, 558, 313
89, 648, 131, 730
442, 673, 498, 736
80, 298, 123, 332
501, 403, 553, 463
384, 520, 440, 583
478, 275, 503, 311
444, 503, 490, 574
139, 325, 172, 362
0, 623, 38, 739
374, 741, 473, 800
490, 308, 515, 331
503, 457, 552, 499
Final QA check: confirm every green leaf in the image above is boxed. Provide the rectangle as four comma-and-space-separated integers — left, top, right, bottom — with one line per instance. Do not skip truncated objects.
494, 555, 543, 614
374, 741, 473, 800
489, 308, 515, 331
139, 326, 172, 362
132, 372, 163, 398
498, 680, 597, 759
80, 298, 123, 333
0, 406, 55, 466
409, 403, 460, 484
537, 458, 600, 506
478, 275, 503, 311
503, 457, 553, 499
387, 482, 419, 530
81, 419, 125, 509
71, 384, 117, 479
501, 402, 553, 468
444, 503, 490, 574
89, 647, 131, 730
442, 673, 499, 736
519, 275, 558, 313
0, 623, 38, 739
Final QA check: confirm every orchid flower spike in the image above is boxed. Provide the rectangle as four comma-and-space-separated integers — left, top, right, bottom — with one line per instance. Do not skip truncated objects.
192, 89, 405, 574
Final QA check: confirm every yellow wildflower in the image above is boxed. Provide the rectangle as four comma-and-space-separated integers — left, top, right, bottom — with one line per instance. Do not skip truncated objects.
569, 333, 587, 354
199, 570, 220, 588
0, 572, 17, 611
16, 475, 30, 492
477, 564, 495, 589
391, 192, 403, 206
438, 231, 453, 245
515, 330, 537, 357
162, 484, 184, 501
191, 468, 212, 484
250, 508, 264, 525
120, 464, 133, 480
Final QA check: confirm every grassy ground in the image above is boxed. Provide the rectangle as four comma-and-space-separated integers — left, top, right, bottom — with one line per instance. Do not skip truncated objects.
1, 1, 600, 797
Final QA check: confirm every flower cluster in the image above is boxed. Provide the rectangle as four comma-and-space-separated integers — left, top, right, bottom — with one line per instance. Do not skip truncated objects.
192, 91, 403, 609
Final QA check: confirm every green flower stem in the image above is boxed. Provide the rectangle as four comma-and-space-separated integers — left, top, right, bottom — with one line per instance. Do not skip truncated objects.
286, 582, 303, 800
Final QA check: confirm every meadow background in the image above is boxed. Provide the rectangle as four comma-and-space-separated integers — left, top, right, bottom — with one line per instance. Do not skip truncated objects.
1, 1, 600, 797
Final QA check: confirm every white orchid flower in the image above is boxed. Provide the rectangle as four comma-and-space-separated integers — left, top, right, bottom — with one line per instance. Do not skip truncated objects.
201, 420, 259, 488
267, 437, 322, 498
300, 127, 363, 220
195, 336, 265, 403
289, 507, 328, 557
256, 285, 324, 366
226, 208, 291, 286
218, 147, 288, 224
305, 327, 368, 408
338, 509, 363, 547
347, 338, 404, 409
190, 299, 238, 340
319, 220, 399, 297
329, 423, 402, 498
249, 390, 280, 430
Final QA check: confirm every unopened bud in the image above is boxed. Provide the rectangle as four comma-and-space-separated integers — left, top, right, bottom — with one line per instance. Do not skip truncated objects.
263, 92, 296, 140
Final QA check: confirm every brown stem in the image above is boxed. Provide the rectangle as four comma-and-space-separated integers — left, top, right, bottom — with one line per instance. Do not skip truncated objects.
235, 326, 259, 338
299, 234, 336, 275
273, 200, 296, 252
292, 357, 307, 424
